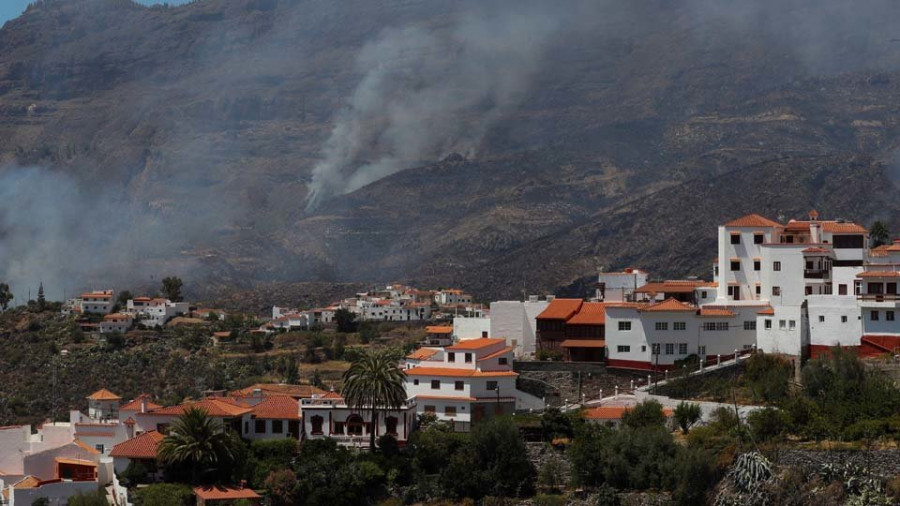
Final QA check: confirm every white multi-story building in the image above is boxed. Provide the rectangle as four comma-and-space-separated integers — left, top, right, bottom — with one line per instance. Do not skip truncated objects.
596, 268, 649, 302
452, 315, 491, 341
403, 338, 524, 431
125, 297, 190, 327
79, 290, 115, 314
99, 313, 133, 334
489, 297, 552, 357
434, 289, 473, 306
300, 391, 417, 447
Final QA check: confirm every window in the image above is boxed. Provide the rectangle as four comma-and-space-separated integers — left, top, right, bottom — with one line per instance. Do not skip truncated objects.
665, 343, 674, 355
95, 444, 104, 453
481, 331, 489, 338
618, 321, 631, 331
717, 322, 729, 331
772, 286, 781, 296
743, 321, 756, 330
888, 311, 895, 321
424, 405, 436, 415
678, 343, 688, 354
455, 380, 464, 391
764, 319, 772, 329
385, 416, 398, 435
755, 285, 761, 296
445, 406, 457, 417
272, 420, 283, 433
333, 422, 344, 434
841, 315, 848, 323
448, 352, 455, 362
753, 260, 761, 271
649, 343, 659, 355
431, 380, 441, 389
871, 310, 880, 321
673, 322, 686, 331
702, 322, 716, 331
754, 234, 764, 244
641, 345, 646, 352
731, 234, 741, 244
617, 345, 631, 353
779, 320, 786, 329
655, 322, 668, 331
730, 261, 740, 271
498, 357, 508, 365
698, 345, 707, 357
310, 416, 323, 434
255, 420, 266, 434
789, 320, 796, 330
465, 353, 472, 363
838, 284, 848, 295
773, 261, 781, 271
486, 381, 498, 391
728, 286, 739, 298
818, 315, 825, 323
413, 379, 420, 386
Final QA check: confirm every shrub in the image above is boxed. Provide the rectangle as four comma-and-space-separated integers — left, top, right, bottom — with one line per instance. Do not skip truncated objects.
622, 399, 666, 429
67, 491, 108, 506
265, 469, 298, 506
133, 483, 194, 506
673, 401, 702, 434
591, 483, 621, 506
533, 493, 567, 506
746, 407, 788, 442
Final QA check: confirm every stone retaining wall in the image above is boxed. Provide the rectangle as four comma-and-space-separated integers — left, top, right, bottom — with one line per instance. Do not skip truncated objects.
515, 362, 657, 406
775, 449, 900, 477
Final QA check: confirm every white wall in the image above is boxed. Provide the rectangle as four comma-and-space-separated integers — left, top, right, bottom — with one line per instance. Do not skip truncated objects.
808, 295, 862, 347
490, 300, 549, 357
8, 479, 99, 506
717, 226, 777, 302
453, 317, 491, 340
756, 306, 805, 355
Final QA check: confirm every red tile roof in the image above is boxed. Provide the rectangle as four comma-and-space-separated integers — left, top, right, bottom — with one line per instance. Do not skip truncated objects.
87, 388, 121, 401
251, 396, 300, 420
405, 367, 517, 378
231, 383, 326, 399
567, 302, 606, 325
724, 214, 782, 228
120, 395, 162, 412
823, 222, 867, 234
757, 307, 775, 315
477, 346, 514, 361
446, 338, 506, 351
536, 299, 583, 320
109, 431, 164, 459
858, 271, 900, 278
698, 308, 736, 317
194, 486, 261, 501
145, 398, 252, 417
635, 280, 710, 294
583, 405, 674, 420
802, 246, 831, 254
425, 326, 453, 334
407, 348, 440, 360
640, 298, 695, 312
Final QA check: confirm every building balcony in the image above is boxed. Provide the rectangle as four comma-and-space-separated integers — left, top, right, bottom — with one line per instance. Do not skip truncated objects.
804, 269, 830, 280
858, 294, 900, 302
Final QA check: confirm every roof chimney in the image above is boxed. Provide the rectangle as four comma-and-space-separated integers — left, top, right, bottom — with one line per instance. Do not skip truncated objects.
140, 396, 148, 414
809, 210, 819, 221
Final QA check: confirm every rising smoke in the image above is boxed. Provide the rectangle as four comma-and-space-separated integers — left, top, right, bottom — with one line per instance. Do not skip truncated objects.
305, 1, 587, 209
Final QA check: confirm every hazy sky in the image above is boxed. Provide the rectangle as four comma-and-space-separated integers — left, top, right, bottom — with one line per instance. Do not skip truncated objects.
0, 0, 192, 26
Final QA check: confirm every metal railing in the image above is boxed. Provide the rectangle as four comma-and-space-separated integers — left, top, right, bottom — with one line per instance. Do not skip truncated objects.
803, 269, 830, 279
858, 294, 900, 301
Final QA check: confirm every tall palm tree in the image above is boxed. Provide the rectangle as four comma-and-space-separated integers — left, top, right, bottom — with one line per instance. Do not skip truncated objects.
341, 348, 407, 449
156, 407, 245, 484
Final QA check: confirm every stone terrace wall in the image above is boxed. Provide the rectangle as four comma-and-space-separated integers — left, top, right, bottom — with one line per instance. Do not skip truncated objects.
515, 362, 658, 406
776, 449, 900, 477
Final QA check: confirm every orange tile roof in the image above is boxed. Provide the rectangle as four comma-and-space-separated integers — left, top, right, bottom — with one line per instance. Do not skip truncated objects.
477, 346, 514, 361
405, 367, 517, 378
567, 302, 606, 325
536, 299, 583, 320
123, 417, 136, 425
560, 339, 606, 348
583, 405, 674, 420
251, 396, 300, 420
413, 395, 477, 402
784, 220, 811, 232
194, 486, 261, 501
87, 388, 121, 401
858, 271, 900, 278
425, 326, 453, 334
231, 384, 327, 399
724, 214, 782, 228
120, 394, 162, 412
407, 348, 440, 360
446, 338, 506, 351
81, 292, 113, 299
13, 476, 41, 489
823, 222, 867, 234
321, 391, 343, 400
698, 308, 735, 317
640, 298, 696, 312
103, 313, 131, 321
802, 246, 831, 254
757, 307, 775, 315
145, 398, 252, 417
55, 457, 97, 467
73, 439, 101, 455
109, 431, 165, 459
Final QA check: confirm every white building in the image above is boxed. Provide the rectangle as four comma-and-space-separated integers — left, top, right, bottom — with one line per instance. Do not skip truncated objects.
596, 268, 649, 302
79, 290, 115, 314
403, 338, 526, 431
125, 297, 190, 327
489, 297, 552, 357
453, 316, 491, 341
99, 313, 133, 334
434, 289, 473, 306
301, 391, 417, 447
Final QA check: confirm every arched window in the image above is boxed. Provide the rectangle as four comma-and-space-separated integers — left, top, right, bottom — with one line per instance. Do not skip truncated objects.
310, 415, 324, 435
347, 414, 365, 436
385, 416, 398, 436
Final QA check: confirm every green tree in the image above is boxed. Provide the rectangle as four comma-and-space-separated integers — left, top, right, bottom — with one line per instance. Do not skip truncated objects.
341, 348, 407, 449
66, 491, 109, 506
334, 308, 358, 333
157, 407, 246, 484
622, 399, 667, 429
133, 483, 194, 506
470, 417, 535, 497
265, 469, 299, 506
161, 276, 184, 302
31, 498, 50, 506
673, 401, 702, 434
37, 282, 46, 311
116, 290, 133, 311
0, 282, 11, 310
870, 220, 891, 247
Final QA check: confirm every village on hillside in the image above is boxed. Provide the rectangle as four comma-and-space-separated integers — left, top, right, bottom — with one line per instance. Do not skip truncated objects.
3, 211, 900, 505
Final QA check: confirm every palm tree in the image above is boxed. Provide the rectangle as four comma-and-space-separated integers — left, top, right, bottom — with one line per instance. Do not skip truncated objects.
341, 348, 407, 449
870, 220, 891, 248
156, 407, 245, 484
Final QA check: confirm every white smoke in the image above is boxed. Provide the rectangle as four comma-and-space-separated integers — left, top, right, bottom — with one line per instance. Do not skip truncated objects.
305, 2, 574, 209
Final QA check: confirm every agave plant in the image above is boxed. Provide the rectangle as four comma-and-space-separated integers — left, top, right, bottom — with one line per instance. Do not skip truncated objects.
730, 451, 773, 493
